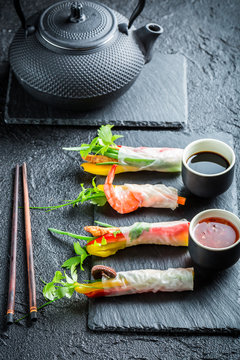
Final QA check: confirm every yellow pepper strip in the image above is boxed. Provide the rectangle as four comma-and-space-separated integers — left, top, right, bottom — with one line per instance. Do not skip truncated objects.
86, 240, 127, 257
81, 163, 139, 176
74, 278, 127, 295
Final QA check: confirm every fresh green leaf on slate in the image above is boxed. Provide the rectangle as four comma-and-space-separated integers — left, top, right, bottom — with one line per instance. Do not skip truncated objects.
43, 282, 57, 301
52, 271, 65, 283
62, 256, 82, 270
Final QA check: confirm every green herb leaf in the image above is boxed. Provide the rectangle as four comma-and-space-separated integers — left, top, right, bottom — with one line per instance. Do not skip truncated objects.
64, 125, 123, 159
48, 228, 94, 241
65, 271, 75, 284
98, 125, 114, 145
42, 271, 77, 302
80, 137, 98, 158
62, 256, 82, 270
62, 244, 89, 271
52, 271, 65, 283
56, 286, 75, 299
33, 181, 107, 212
73, 241, 85, 256
90, 196, 107, 206
71, 265, 78, 282
43, 282, 57, 301
129, 222, 150, 242
94, 221, 114, 228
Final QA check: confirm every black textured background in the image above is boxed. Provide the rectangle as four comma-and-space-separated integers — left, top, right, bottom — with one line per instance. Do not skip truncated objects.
0, 0, 240, 359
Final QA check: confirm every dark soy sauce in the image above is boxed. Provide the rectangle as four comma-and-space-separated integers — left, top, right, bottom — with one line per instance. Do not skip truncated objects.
187, 151, 229, 174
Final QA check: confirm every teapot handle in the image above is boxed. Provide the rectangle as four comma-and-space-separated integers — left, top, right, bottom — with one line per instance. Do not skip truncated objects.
128, 0, 146, 29
13, 0, 35, 35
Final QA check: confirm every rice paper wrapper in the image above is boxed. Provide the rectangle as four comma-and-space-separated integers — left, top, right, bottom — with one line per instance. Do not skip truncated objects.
118, 146, 183, 172
124, 183, 178, 210
120, 220, 189, 246
102, 268, 194, 297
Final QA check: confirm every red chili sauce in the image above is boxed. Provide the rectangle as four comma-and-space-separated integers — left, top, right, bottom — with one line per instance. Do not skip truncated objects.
193, 217, 239, 249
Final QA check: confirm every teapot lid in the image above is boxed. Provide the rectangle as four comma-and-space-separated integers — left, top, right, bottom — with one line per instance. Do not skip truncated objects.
38, 1, 117, 51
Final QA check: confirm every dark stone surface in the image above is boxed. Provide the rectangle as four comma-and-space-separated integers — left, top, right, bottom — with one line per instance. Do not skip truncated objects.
4, 53, 187, 127
91, 131, 239, 332
0, 0, 240, 359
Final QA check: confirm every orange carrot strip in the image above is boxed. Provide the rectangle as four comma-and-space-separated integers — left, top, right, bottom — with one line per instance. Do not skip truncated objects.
177, 196, 186, 205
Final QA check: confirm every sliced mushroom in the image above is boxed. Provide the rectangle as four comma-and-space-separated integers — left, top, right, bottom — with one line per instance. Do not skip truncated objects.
91, 265, 117, 280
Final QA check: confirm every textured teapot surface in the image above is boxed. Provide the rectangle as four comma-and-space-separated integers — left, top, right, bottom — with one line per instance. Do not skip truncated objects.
9, 0, 162, 111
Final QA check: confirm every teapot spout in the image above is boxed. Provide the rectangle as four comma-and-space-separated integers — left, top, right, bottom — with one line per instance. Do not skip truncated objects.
135, 24, 163, 63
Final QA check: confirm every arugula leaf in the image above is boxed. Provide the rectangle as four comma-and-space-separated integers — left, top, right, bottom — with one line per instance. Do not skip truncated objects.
34, 180, 107, 212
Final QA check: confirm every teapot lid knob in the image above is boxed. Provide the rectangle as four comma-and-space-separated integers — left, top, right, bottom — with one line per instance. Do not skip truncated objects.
38, 0, 117, 51
69, 2, 86, 23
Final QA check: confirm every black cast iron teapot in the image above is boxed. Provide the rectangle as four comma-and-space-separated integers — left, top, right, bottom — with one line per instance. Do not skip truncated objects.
9, 0, 163, 111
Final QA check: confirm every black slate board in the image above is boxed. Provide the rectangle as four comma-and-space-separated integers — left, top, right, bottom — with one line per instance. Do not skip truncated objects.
4, 54, 187, 128
88, 131, 239, 333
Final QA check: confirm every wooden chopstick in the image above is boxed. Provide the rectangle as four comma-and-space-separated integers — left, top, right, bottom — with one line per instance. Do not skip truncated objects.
7, 165, 19, 324
22, 163, 37, 321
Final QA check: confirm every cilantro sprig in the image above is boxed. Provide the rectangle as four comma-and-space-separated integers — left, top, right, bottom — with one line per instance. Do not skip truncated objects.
63, 125, 123, 159
62, 242, 89, 272
43, 266, 78, 301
